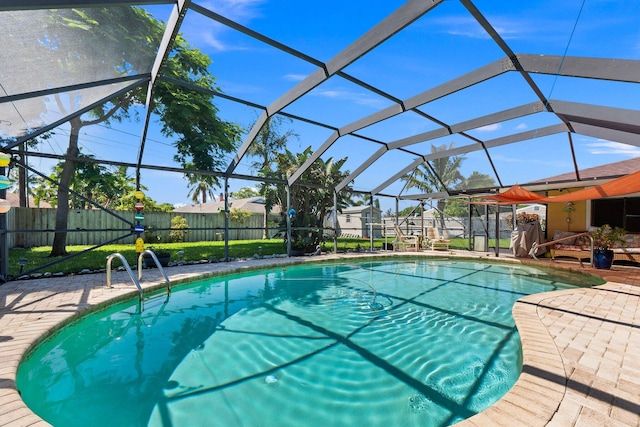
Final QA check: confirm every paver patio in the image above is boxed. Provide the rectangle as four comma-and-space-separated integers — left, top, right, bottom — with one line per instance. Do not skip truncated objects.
1, 252, 638, 426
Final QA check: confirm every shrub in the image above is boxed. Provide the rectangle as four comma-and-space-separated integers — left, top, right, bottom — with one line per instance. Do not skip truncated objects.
170, 215, 190, 242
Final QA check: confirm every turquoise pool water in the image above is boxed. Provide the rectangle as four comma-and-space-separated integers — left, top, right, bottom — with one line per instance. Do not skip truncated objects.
17, 259, 595, 426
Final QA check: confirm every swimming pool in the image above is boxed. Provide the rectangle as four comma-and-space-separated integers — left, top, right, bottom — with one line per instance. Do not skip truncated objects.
17, 259, 595, 426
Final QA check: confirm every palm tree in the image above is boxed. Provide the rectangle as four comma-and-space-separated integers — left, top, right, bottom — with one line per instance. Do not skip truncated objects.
187, 175, 217, 204
402, 142, 464, 232
248, 115, 297, 238
459, 171, 496, 190
350, 193, 380, 208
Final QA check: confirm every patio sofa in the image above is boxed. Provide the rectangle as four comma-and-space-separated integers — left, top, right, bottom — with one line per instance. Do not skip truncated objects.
549, 230, 640, 264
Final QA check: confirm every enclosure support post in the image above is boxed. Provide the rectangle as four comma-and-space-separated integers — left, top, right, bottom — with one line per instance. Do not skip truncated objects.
0, 165, 7, 283
224, 178, 229, 261
286, 185, 291, 256
484, 204, 489, 252
395, 198, 399, 224
420, 200, 425, 244
494, 204, 500, 257
333, 192, 338, 254
467, 199, 472, 250
369, 193, 374, 251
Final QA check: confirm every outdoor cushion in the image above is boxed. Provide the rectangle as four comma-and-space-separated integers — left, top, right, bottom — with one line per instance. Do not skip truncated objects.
552, 230, 577, 245
613, 247, 640, 254
554, 244, 583, 251
619, 233, 640, 248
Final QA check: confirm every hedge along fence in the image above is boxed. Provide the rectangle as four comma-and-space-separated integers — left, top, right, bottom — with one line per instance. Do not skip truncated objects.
5, 207, 279, 248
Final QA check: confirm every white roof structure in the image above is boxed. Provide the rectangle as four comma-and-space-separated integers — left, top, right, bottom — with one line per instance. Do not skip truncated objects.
2, 1, 640, 209
175, 196, 280, 214
342, 205, 381, 214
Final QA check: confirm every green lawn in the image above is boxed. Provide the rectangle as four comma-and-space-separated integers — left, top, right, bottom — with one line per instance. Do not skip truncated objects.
7, 237, 506, 278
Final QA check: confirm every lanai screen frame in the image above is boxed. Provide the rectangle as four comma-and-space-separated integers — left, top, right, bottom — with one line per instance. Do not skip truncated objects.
1, 0, 640, 277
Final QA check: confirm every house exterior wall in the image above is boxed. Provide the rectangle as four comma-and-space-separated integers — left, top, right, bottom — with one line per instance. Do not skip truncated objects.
546, 189, 589, 235
337, 208, 382, 238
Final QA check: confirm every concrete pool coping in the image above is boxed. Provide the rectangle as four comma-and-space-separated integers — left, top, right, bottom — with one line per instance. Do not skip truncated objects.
1, 251, 639, 426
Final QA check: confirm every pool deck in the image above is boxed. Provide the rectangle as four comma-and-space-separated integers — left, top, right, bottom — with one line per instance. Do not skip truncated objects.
0, 251, 639, 426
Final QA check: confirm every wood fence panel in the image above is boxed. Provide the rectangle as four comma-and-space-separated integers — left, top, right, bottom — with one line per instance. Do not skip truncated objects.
6, 209, 15, 248
67, 209, 80, 246
186, 212, 207, 242
8, 208, 55, 247
10, 208, 21, 248
4, 208, 273, 248
40, 209, 55, 247
103, 210, 131, 245
31, 209, 40, 248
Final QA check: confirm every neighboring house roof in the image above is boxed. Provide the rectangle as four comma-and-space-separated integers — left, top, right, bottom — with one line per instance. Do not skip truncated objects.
528, 157, 640, 184
5, 192, 52, 208
422, 208, 438, 218
341, 205, 381, 214
174, 197, 281, 214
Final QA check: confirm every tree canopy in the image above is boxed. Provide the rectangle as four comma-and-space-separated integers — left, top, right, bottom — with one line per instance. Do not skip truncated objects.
260, 146, 352, 251
246, 116, 298, 173
233, 187, 259, 199
36, 7, 242, 255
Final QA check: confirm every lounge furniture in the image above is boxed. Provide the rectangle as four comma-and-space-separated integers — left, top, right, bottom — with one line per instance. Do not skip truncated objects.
548, 230, 593, 267
425, 227, 450, 251
392, 224, 420, 251
549, 230, 640, 265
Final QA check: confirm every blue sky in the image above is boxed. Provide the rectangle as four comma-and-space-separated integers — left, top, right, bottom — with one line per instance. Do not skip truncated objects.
32, 0, 640, 213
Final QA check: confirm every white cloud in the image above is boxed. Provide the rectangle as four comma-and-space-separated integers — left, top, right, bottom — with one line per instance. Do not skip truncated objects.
201, 31, 230, 51
432, 16, 489, 39
198, 0, 265, 21
284, 74, 307, 82
433, 15, 522, 40
446, 28, 489, 39
316, 90, 341, 98
515, 123, 528, 131
489, 153, 521, 163
475, 123, 501, 132
587, 140, 640, 156
218, 80, 264, 95
311, 88, 387, 109
186, 0, 266, 51
490, 153, 569, 168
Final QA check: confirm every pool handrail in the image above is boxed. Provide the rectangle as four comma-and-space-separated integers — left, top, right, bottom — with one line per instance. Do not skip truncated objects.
106, 252, 144, 301
137, 249, 172, 294
529, 231, 594, 268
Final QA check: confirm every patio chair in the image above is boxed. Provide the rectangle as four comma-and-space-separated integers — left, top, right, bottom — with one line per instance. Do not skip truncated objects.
392, 224, 420, 251
425, 227, 450, 251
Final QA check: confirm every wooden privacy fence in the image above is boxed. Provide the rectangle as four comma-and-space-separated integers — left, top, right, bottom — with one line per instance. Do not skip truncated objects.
5, 208, 274, 248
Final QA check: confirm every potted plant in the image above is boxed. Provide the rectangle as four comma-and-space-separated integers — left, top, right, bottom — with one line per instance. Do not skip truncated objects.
289, 238, 307, 257
143, 227, 172, 267
144, 245, 171, 267
590, 224, 626, 269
